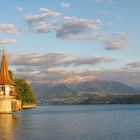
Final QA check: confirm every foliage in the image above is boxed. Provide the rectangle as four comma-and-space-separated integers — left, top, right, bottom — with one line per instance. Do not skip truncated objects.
14, 78, 36, 105
9, 70, 14, 80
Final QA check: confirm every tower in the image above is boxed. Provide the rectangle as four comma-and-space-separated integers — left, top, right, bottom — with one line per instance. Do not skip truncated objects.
0, 49, 21, 113
0, 48, 17, 96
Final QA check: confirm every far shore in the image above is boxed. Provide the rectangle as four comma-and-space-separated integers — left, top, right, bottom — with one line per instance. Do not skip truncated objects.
22, 104, 37, 109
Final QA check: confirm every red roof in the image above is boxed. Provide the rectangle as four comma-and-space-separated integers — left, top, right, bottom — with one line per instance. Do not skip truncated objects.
0, 53, 15, 85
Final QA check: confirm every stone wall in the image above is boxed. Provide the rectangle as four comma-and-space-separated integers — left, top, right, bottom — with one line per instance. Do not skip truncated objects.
0, 96, 12, 113
0, 96, 21, 113
11, 99, 22, 112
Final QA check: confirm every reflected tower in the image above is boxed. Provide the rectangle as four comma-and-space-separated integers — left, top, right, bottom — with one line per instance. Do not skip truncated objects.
0, 114, 19, 140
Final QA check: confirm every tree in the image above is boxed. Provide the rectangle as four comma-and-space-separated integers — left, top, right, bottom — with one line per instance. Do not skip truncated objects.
14, 78, 36, 105
9, 70, 14, 80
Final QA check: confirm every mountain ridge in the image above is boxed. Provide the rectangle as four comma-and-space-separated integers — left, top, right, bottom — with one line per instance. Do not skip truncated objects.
33, 80, 140, 102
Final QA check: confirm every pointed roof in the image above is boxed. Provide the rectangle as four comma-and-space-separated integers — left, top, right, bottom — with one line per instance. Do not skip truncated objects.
0, 49, 15, 85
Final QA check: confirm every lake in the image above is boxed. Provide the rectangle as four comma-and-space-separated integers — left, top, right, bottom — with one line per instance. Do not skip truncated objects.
0, 105, 140, 140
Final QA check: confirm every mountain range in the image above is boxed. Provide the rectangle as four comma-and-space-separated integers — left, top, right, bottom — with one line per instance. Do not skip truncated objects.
33, 80, 140, 104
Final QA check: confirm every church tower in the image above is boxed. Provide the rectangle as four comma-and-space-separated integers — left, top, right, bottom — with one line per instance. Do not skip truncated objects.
0, 49, 21, 113
0, 49, 17, 96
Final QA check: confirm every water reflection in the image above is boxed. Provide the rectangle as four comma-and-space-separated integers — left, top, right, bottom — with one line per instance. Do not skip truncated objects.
0, 105, 140, 140
0, 114, 19, 140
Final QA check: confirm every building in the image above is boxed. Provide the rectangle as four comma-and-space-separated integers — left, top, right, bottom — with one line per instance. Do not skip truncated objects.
0, 49, 21, 113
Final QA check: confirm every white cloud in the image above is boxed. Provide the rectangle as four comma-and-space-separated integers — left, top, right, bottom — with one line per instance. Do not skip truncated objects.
0, 23, 20, 35
14, 67, 100, 85
104, 39, 126, 50
25, 8, 128, 51
113, 32, 128, 40
107, 21, 114, 25
39, 8, 61, 17
25, 8, 61, 34
103, 32, 128, 50
64, 16, 101, 29
92, 31, 128, 50
36, 21, 50, 33
7, 52, 139, 87
9, 52, 114, 67
7, 52, 115, 85
25, 8, 61, 23
14, 64, 140, 87
61, 2, 71, 8
94, 0, 117, 4
0, 38, 17, 44
16, 6, 24, 12
35, 21, 61, 33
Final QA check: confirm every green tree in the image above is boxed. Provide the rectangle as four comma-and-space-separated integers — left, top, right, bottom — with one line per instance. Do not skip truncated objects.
9, 70, 14, 80
14, 78, 36, 105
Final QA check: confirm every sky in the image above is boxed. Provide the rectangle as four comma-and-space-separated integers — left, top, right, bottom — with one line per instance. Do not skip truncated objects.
0, 0, 140, 88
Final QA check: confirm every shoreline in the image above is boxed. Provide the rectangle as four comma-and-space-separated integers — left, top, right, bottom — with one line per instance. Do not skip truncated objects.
22, 104, 37, 109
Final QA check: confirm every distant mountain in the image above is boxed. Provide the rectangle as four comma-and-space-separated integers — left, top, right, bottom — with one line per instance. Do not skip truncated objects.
69, 80, 139, 95
33, 84, 79, 99
33, 80, 140, 104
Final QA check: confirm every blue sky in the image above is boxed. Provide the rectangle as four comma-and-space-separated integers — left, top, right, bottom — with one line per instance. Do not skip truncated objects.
0, 0, 140, 87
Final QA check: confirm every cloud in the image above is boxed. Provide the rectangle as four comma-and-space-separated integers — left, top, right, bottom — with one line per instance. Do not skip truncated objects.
16, 6, 24, 12
39, 8, 61, 17
54, 74, 99, 85
104, 32, 128, 50
56, 22, 128, 50
25, 8, 61, 24
25, 8, 61, 33
113, 32, 128, 40
104, 39, 126, 50
107, 21, 114, 25
98, 31, 128, 50
96, 69, 140, 87
6, 52, 114, 85
8, 52, 139, 87
61, 2, 71, 8
14, 64, 140, 87
35, 21, 61, 33
56, 17, 101, 40
25, 8, 128, 51
94, 0, 117, 4
25, 8, 101, 38
36, 21, 50, 33
0, 38, 17, 44
0, 23, 20, 35
125, 62, 140, 69
9, 52, 114, 67
64, 16, 101, 29
14, 67, 100, 85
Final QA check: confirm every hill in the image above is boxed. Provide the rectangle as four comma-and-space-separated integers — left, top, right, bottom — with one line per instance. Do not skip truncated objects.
33, 80, 140, 104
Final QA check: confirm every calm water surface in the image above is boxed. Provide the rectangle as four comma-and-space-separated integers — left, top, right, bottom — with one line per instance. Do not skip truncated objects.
0, 105, 140, 140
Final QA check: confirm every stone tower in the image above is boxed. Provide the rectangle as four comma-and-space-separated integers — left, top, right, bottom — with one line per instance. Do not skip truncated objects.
0, 49, 21, 113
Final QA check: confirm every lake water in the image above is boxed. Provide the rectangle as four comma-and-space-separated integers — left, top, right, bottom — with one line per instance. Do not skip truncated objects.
0, 105, 140, 140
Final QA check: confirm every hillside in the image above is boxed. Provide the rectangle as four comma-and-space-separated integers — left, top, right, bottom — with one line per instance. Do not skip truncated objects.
69, 80, 139, 95
33, 80, 140, 104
